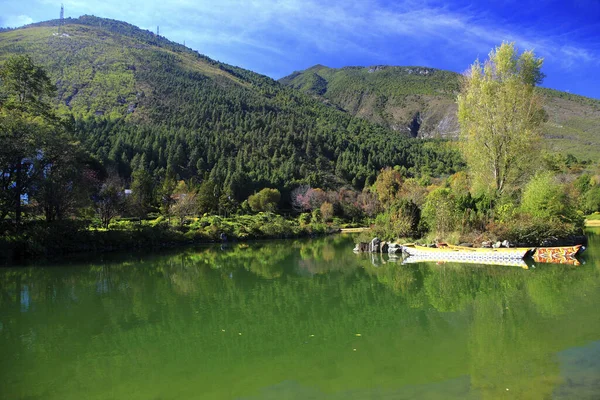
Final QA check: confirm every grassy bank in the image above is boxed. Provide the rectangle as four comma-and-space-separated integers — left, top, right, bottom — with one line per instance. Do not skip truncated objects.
0, 213, 341, 263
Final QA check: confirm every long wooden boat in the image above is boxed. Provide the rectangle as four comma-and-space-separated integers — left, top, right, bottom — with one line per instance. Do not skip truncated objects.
402, 243, 531, 260
533, 244, 584, 259
402, 254, 528, 269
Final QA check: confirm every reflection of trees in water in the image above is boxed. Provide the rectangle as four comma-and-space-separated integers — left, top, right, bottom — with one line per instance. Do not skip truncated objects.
468, 294, 562, 400
363, 256, 600, 399
424, 267, 476, 312
1, 234, 600, 399
584, 228, 600, 271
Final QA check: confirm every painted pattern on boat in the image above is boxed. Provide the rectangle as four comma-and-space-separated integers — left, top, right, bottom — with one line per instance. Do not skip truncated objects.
402, 244, 531, 260
402, 255, 529, 269
533, 245, 583, 259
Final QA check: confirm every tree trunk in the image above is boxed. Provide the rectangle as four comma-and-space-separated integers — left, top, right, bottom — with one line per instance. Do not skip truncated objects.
15, 161, 22, 228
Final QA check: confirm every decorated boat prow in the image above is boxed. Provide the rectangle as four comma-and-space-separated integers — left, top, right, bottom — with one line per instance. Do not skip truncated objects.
532, 253, 581, 266
533, 244, 584, 259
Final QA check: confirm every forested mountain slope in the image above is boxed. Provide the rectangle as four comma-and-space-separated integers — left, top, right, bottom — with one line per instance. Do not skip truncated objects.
281, 65, 600, 160
0, 16, 462, 198
280, 65, 461, 138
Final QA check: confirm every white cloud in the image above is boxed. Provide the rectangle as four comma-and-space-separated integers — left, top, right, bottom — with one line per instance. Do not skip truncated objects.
21, 0, 600, 72
2, 14, 34, 28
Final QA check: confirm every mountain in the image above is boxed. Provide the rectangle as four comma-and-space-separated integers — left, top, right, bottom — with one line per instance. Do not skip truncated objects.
280, 65, 461, 138
0, 16, 462, 198
280, 65, 600, 160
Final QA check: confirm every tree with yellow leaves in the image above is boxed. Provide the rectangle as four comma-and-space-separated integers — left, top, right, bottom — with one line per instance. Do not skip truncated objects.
457, 42, 547, 196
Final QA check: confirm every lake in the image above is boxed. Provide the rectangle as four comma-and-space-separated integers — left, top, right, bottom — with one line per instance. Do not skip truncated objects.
1, 230, 599, 399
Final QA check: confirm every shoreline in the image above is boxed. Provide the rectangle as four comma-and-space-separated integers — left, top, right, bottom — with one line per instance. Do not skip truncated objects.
0, 217, 343, 265
4, 220, 596, 265
1, 229, 340, 266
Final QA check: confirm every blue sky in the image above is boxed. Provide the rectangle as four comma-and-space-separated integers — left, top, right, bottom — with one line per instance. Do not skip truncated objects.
1, 0, 600, 98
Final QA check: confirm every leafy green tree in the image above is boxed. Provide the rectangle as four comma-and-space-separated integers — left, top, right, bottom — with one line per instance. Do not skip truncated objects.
33, 139, 99, 222
422, 188, 457, 235
248, 188, 281, 212
197, 178, 219, 214
457, 43, 547, 196
582, 187, 600, 214
129, 169, 154, 221
95, 174, 125, 228
0, 55, 56, 226
573, 173, 592, 196
373, 167, 403, 207
374, 199, 421, 239
158, 166, 177, 221
320, 201, 334, 222
218, 190, 238, 217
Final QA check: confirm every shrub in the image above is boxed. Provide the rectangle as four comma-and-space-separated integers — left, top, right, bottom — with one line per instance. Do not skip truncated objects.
487, 218, 583, 246
298, 213, 311, 225
495, 201, 517, 223
320, 202, 334, 222
520, 172, 580, 223
573, 173, 592, 195
248, 188, 281, 212
422, 188, 457, 234
582, 187, 600, 214
108, 219, 137, 230
373, 199, 422, 240
311, 208, 322, 223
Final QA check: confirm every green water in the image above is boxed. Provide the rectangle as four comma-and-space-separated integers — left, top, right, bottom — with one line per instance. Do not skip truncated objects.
1, 231, 600, 400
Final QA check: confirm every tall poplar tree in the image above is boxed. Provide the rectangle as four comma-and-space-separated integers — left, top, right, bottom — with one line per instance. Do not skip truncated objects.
457, 42, 547, 196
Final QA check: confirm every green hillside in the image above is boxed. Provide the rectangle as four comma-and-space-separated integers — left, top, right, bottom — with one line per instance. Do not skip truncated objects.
0, 16, 462, 196
538, 88, 600, 159
280, 65, 600, 159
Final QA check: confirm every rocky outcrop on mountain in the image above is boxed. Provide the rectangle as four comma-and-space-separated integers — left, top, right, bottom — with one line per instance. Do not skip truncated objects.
280, 65, 600, 156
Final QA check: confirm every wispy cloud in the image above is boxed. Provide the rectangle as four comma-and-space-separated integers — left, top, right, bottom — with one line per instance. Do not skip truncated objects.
30, 0, 598, 66
5, 0, 600, 90
1, 14, 34, 28
166, 0, 598, 69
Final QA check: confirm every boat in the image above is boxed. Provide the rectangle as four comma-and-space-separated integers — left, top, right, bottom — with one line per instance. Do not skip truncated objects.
533, 244, 584, 259
402, 243, 531, 260
402, 254, 528, 269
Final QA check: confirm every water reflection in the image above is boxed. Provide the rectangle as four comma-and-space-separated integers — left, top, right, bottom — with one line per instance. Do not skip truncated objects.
0, 231, 599, 399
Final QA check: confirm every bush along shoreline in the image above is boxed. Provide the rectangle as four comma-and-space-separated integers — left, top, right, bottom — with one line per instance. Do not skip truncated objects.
0, 213, 343, 264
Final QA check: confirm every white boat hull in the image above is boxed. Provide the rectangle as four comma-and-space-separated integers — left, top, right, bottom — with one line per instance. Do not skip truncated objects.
402, 245, 529, 260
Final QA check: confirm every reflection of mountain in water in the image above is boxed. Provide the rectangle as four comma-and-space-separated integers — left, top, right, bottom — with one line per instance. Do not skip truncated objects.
240, 375, 479, 400
555, 341, 600, 400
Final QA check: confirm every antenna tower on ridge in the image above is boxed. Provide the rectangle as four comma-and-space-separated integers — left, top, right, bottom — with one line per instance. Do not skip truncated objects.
156, 26, 159, 36
59, 3, 64, 33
